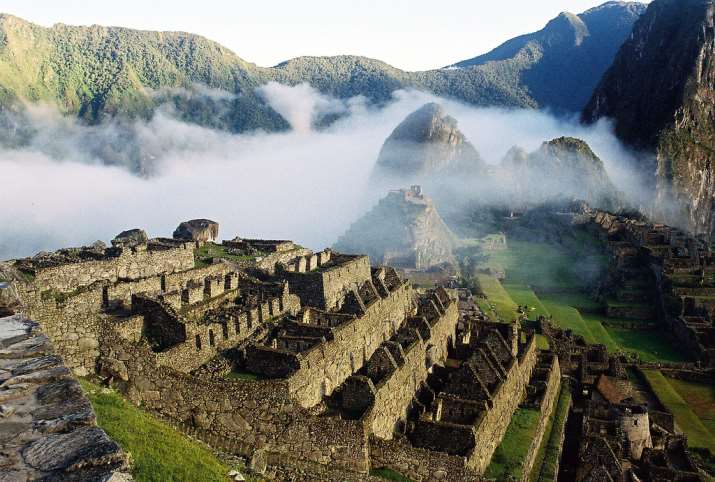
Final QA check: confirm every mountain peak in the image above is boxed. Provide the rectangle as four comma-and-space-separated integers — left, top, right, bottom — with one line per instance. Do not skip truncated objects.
372, 103, 484, 181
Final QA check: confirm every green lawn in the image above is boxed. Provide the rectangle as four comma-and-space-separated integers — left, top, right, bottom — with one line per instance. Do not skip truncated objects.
504, 284, 551, 320
540, 297, 597, 344
80, 380, 251, 482
475, 238, 687, 362
641, 370, 715, 453
533, 385, 572, 482
666, 376, 715, 435
476, 275, 518, 322
485, 408, 541, 481
194, 243, 259, 268
488, 240, 601, 292
604, 326, 690, 363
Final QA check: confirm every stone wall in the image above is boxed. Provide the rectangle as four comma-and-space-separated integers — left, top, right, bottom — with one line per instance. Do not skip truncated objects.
363, 299, 459, 439
0, 315, 132, 481
100, 330, 371, 474
286, 282, 413, 407
29, 242, 195, 294
23, 288, 105, 376
468, 334, 538, 473
519, 355, 561, 482
281, 255, 372, 311
369, 436, 482, 482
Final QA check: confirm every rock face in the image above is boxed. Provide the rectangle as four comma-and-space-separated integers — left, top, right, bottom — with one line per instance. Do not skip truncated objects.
582, 0, 715, 235
173, 219, 219, 242
501, 137, 623, 210
334, 186, 457, 270
0, 315, 131, 481
111, 228, 149, 248
372, 103, 485, 182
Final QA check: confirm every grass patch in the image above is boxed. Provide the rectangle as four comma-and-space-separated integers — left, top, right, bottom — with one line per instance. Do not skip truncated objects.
369, 467, 415, 482
640, 370, 715, 453
79, 379, 251, 482
476, 275, 518, 322
666, 376, 715, 434
604, 327, 689, 363
487, 240, 602, 292
534, 384, 572, 482
485, 408, 541, 481
226, 371, 262, 381
504, 284, 551, 320
194, 243, 261, 268
535, 334, 550, 350
540, 297, 597, 344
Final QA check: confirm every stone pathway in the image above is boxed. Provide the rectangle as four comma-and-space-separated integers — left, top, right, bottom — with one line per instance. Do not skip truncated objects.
0, 314, 132, 482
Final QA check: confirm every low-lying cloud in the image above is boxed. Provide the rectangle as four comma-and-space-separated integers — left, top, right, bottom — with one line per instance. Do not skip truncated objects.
0, 85, 650, 260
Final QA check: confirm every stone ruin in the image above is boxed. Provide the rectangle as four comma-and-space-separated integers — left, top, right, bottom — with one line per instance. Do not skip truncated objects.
0, 218, 563, 481
589, 209, 715, 367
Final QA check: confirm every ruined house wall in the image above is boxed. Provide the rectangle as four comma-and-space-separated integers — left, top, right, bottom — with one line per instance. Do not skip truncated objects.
155, 291, 301, 373
468, 335, 538, 474
365, 301, 459, 439
101, 332, 370, 474
163, 263, 230, 292
369, 436, 481, 482
282, 255, 372, 311
30, 243, 195, 293
287, 283, 413, 407
23, 288, 105, 376
519, 356, 561, 482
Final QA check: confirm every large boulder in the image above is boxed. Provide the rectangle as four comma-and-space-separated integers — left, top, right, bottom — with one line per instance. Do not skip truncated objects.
111, 229, 148, 248
173, 219, 219, 242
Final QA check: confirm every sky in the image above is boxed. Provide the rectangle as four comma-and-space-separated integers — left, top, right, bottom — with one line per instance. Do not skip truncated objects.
0, 0, 648, 71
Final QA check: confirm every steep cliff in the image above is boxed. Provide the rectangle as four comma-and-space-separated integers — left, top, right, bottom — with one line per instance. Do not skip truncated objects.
334, 187, 457, 270
452, 1, 646, 112
583, 0, 715, 234
372, 103, 485, 183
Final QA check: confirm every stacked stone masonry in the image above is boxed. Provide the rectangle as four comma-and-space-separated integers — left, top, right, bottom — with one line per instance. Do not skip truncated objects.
0, 315, 132, 481
3, 227, 562, 479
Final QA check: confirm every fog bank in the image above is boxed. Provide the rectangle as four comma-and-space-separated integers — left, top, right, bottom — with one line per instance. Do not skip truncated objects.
0, 84, 648, 260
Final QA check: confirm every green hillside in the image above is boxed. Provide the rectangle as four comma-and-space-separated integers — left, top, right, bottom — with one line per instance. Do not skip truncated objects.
0, 1, 645, 134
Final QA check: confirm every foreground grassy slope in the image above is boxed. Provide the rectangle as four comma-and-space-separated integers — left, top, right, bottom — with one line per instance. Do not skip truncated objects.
80, 380, 246, 482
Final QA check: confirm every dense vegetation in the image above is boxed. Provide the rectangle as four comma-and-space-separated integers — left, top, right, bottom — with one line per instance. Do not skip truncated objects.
0, 2, 645, 137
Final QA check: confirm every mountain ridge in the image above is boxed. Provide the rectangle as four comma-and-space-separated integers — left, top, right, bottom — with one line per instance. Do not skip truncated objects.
0, 3, 646, 134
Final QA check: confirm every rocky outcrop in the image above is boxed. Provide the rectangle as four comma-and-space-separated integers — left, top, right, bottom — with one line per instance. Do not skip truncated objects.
371, 103, 485, 183
111, 229, 148, 248
501, 137, 623, 210
0, 315, 132, 481
334, 186, 457, 270
583, 0, 715, 235
173, 219, 219, 242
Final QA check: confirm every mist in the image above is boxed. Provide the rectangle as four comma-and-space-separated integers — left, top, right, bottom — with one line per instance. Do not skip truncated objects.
0, 84, 650, 260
